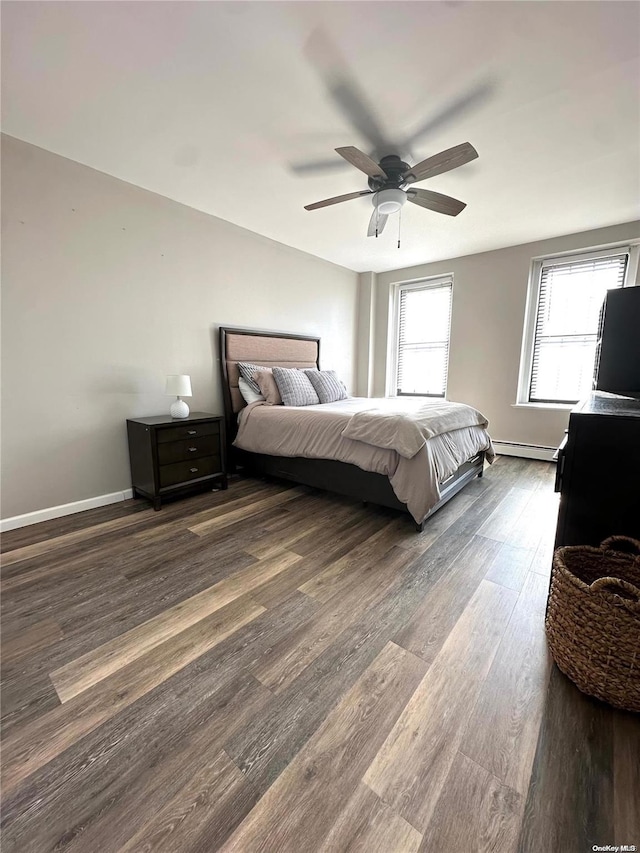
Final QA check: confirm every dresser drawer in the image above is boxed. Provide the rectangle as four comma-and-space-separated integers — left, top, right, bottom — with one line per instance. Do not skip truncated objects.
157, 435, 219, 466
159, 455, 221, 488
157, 421, 220, 444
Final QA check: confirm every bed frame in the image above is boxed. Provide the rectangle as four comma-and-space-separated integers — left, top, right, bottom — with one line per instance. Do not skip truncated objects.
219, 325, 484, 531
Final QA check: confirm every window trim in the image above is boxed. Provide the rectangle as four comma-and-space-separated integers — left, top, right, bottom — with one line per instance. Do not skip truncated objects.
516, 243, 639, 407
386, 274, 454, 398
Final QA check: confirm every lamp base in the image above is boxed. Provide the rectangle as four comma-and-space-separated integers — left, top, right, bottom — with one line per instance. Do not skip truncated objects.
170, 398, 190, 419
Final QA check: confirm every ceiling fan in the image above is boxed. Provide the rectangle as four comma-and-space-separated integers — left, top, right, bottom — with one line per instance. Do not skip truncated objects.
304, 141, 478, 237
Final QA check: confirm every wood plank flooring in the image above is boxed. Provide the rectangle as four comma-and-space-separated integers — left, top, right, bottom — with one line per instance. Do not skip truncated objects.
1, 458, 637, 853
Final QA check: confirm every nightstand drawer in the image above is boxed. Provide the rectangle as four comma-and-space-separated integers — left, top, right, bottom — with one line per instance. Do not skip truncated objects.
157, 421, 220, 444
159, 455, 221, 488
157, 435, 218, 466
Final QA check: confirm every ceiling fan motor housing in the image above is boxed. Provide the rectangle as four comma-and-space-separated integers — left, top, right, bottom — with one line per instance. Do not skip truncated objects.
367, 155, 411, 191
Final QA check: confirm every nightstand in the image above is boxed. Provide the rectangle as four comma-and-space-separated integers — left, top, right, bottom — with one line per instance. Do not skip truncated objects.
126, 413, 227, 510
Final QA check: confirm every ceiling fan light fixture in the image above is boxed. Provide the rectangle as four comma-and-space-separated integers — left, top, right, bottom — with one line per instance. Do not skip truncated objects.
373, 188, 407, 215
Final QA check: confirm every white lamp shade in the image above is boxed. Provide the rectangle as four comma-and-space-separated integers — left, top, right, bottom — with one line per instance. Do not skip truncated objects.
373, 188, 407, 215
165, 374, 192, 397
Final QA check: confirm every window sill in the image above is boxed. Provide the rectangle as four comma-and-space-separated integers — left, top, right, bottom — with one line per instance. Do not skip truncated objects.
512, 402, 574, 411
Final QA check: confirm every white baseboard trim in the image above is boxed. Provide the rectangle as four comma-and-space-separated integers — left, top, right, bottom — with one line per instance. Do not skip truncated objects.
493, 441, 556, 462
1, 488, 135, 533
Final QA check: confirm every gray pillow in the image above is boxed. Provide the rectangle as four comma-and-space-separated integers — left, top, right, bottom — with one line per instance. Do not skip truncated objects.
237, 362, 269, 395
304, 369, 348, 404
272, 367, 320, 406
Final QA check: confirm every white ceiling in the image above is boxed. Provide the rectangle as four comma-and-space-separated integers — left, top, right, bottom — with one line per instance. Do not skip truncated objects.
3, 1, 639, 273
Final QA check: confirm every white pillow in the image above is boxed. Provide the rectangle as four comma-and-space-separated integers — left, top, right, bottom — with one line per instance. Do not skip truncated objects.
238, 376, 265, 404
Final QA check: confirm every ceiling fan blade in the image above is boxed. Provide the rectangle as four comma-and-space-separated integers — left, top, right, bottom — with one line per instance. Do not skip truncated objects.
290, 157, 351, 175
402, 80, 494, 148
367, 210, 389, 237
407, 189, 467, 216
329, 82, 394, 156
305, 29, 394, 156
304, 190, 373, 211
403, 142, 478, 184
336, 146, 388, 179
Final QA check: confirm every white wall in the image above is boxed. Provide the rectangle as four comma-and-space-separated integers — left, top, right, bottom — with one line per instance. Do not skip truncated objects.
1, 135, 359, 518
368, 221, 640, 450
355, 271, 376, 398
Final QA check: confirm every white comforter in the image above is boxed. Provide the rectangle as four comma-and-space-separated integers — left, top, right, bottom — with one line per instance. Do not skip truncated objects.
340, 396, 489, 458
234, 397, 494, 523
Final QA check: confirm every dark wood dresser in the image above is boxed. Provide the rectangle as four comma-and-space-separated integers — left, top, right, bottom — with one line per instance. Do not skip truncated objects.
127, 413, 226, 510
554, 392, 640, 547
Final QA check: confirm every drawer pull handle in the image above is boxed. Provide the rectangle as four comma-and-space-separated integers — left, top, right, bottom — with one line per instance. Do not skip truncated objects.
190, 467, 198, 473
188, 447, 198, 452
187, 430, 197, 435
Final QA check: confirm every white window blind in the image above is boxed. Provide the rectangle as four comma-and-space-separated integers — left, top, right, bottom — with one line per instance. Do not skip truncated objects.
529, 252, 628, 404
396, 278, 452, 397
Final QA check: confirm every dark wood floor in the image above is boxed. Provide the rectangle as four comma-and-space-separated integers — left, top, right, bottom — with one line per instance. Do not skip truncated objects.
1, 457, 638, 852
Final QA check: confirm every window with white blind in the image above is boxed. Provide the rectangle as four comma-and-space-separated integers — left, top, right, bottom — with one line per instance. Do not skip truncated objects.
393, 277, 453, 397
517, 247, 636, 405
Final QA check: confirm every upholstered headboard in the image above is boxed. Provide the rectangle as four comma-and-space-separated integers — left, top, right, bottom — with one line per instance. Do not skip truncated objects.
218, 326, 321, 441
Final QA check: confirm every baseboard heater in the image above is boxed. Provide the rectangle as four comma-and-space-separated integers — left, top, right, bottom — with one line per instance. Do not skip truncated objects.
492, 441, 556, 462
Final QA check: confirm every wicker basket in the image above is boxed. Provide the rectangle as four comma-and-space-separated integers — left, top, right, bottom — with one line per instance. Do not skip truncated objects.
546, 536, 640, 712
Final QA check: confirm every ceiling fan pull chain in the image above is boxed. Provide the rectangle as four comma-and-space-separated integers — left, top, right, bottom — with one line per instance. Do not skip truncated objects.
375, 204, 379, 238
397, 205, 402, 249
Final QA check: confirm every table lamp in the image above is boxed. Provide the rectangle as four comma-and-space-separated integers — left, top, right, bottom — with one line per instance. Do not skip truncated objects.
166, 374, 192, 418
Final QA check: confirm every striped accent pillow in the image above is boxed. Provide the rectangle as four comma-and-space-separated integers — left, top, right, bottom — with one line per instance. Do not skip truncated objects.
304, 369, 348, 404
272, 367, 320, 406
237, 362, 270, 395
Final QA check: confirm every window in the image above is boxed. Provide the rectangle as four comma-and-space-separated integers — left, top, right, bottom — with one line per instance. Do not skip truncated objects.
518, 246, 637, 405
392, 276, 453, 397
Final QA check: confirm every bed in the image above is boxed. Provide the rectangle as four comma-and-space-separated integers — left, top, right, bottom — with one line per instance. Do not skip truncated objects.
219, 325, 493, 531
